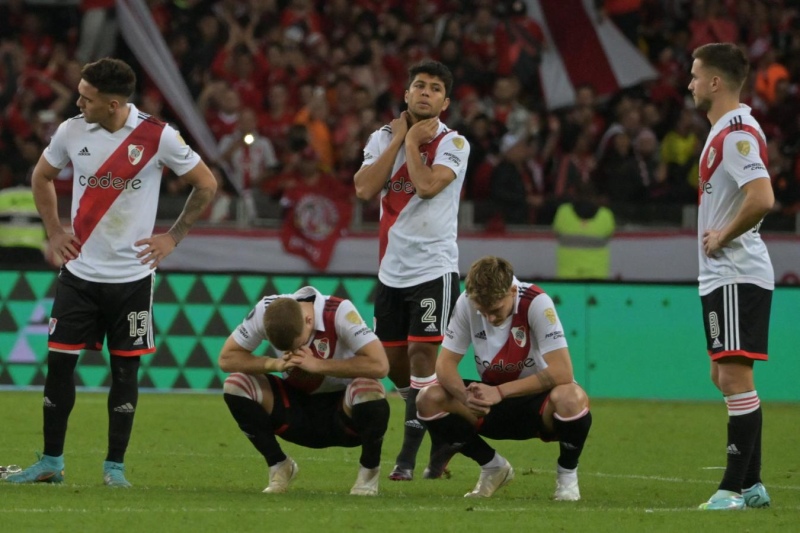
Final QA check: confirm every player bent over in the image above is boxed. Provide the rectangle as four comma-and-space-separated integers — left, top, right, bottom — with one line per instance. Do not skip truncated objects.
417, 256, 592, 499
218, 286, 390, 495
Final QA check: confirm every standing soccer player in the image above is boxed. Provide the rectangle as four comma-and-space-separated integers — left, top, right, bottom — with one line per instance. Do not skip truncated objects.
689, 43, 774, 510
354, 60, 470, 481
6, 58, 216, 487
416, 256, 592, 499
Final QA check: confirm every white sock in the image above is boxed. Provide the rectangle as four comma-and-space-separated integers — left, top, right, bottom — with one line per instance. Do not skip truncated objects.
481, 453, 506, 470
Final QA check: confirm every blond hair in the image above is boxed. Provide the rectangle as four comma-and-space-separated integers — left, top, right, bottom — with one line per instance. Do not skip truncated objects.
465, 256, 515, 308
263, 298, 304, 351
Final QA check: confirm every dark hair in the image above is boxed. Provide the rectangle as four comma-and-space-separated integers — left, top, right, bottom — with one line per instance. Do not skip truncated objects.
81, 58, 136, 98
692, 43, 749, 89
408, 60, 454, 98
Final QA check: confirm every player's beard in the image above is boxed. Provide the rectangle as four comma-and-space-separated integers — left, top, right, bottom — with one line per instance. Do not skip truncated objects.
694, 95, 712, 113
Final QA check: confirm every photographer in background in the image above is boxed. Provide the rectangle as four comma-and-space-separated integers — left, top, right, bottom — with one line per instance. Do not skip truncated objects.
218, 107, 279, 223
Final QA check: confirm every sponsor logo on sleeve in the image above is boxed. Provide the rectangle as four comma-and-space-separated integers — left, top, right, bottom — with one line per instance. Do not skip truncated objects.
442, 152, 461, 166
743, 162, 765, 172
237, 325, 250, 339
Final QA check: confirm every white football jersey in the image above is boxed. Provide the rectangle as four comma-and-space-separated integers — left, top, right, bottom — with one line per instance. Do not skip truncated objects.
442, 279, 568, 385
697, 105, 774, 295
232, 286, 379, 394
44, 104, 201, 283
361, 121, 470, 288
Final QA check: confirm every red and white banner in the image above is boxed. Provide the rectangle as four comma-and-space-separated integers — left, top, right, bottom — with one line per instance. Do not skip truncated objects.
527, 0, 658, 109
280, 186, 352, 271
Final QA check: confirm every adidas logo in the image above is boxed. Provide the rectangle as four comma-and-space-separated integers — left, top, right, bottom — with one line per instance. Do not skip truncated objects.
78, 147, 91, 156
133, 336, 143, 346
43, 396, 55, 408
727, 444, 741, 455
712, 338, 723, 349
475, 330, 487, 340
405, 420, 425, 430
424, 323, 438, 333
113, 403, 135, 414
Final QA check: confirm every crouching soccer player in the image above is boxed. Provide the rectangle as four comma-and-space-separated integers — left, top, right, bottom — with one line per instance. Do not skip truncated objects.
218, 286, 390, 495
416, 256, 592, 499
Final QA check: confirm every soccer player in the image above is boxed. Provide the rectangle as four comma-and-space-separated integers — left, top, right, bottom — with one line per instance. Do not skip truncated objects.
218, 286, 390, 496
354, 60, 470, 481
416, 256, 592, 499
6, 58, 216, 487
689, 43, 774, 510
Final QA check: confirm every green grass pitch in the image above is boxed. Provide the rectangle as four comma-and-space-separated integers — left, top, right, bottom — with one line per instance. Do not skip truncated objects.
1, 391, 798, 532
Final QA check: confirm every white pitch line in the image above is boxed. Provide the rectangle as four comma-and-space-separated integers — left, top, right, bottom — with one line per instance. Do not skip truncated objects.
525, 469, 800, 491
2, 505, 800, 514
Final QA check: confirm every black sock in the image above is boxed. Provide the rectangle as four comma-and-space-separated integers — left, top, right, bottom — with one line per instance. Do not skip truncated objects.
553, 410, 592, 470
106, 356, 140, 463
43, 352, 79, 457
743, 409, 763, 489
424, 414, 495, 466
395, 387, 426, 469
719, 408, 761, 493
223, 393, 286, 466
350, 399, 390, 469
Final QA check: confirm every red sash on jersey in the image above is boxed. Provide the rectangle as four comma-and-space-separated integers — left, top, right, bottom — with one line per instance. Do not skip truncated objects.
480, 285, 542, 386
72, 119, 165, 250
285, 297, 342, 394
698, 120, 767, 204
379, 130, 449, 263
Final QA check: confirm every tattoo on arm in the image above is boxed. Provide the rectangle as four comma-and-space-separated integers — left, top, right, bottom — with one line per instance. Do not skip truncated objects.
538, 369, 556, 392
168, 186, 214, 245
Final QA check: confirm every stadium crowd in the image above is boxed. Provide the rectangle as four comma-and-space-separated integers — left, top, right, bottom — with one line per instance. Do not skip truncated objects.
1, 0, 799, 230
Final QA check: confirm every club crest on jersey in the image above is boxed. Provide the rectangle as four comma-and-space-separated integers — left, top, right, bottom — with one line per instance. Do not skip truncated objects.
707, 147, 716, 168
511, 326, 527, 348
419, 153, 428, 165
313, 338, 331, 359
736, 141, 750, 156
49, 318, 57, 335
128, 144, 144, 165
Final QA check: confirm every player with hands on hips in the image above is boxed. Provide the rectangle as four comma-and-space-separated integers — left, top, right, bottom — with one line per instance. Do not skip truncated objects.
690, 42, 775, 511
6, 57, 216, 488
416, 256, 592, 500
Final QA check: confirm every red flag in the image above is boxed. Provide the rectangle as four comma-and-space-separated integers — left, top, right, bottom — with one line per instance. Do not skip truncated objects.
280, 184, 352, 270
